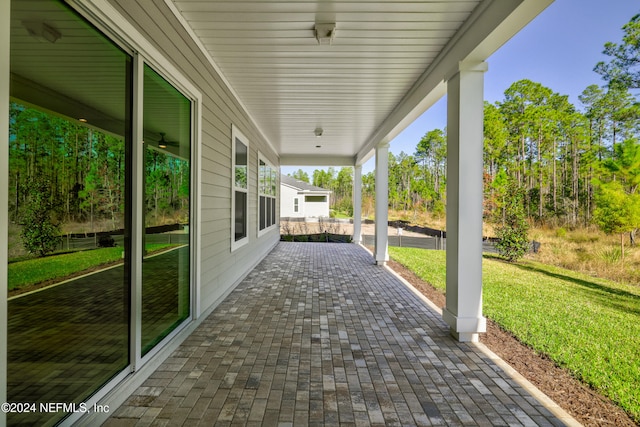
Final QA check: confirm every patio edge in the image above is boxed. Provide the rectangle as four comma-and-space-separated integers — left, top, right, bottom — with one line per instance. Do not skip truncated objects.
375, 245, 582, 427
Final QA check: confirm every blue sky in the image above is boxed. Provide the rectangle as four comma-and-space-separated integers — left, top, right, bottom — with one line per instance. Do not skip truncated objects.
283, 0, 638, 176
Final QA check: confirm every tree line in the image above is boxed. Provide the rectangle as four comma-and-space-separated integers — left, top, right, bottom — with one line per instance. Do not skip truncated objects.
9, 102, 189, 256
290, 80, 638, 229
289, 13, 640, 247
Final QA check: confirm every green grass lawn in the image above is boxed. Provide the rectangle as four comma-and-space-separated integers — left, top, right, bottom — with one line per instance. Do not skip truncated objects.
8, 244, 176, 292
389, 247, 640, 423
329, 210, 351, 219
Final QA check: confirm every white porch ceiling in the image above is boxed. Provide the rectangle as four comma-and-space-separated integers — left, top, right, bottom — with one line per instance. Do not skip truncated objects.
170, 0, 553, 166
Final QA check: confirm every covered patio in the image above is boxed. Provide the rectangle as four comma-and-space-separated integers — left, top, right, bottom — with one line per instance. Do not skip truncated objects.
104, 243, 575, 426
2, 0, 565, 425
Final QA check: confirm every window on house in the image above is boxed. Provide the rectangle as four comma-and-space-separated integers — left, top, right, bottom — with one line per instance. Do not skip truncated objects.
305, 195, 327, 203
258, 154, 277, 236
270, 169, 277, 222
293, 198, 299, 213
232, 126, 248, 249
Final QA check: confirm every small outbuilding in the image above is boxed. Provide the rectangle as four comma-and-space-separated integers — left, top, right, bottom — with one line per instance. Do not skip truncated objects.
280, 175, 331, 218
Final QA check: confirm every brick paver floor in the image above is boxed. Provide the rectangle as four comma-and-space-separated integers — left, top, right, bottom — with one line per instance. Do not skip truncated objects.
105, 242, 570, 426
7, 246, 192, 426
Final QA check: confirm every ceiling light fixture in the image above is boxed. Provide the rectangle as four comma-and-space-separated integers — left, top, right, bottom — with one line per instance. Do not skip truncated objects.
314, 127, 323, 137
158, 132, 168, 149
314, 23, 336, 45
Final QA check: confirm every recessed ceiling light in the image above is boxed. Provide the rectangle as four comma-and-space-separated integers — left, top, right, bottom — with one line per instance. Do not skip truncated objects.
78, 118, 88, 123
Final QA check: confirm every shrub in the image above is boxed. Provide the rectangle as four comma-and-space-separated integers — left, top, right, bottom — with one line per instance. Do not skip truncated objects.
98, 235, 116, 248
598, 247, 622, 263
432, 200, 446, 218
21, 178, 61, 257
495, 183, 530, 262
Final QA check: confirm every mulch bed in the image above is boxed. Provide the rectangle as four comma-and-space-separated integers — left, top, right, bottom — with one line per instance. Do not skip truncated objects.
387, 259, 638, 427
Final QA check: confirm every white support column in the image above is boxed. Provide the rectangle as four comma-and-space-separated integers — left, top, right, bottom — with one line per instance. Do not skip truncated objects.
0, 0, 9, 419
374, 143, 389, 265
352, 165, 363, 245
442, 62, 488, 342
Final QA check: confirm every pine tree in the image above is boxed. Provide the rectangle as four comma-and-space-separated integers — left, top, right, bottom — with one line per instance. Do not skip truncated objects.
594, 14, 640, 89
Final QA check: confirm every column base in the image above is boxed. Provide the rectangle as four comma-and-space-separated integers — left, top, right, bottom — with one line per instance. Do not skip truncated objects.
374, 250, 388, 266
449, 331, 480, 343
442, 308, 486, 342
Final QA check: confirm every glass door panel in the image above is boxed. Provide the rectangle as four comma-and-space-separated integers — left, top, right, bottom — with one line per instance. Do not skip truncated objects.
141, 65, 191, 355
8, 0, 132, 424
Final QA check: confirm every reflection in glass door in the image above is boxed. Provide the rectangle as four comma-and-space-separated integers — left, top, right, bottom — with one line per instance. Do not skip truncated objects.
7, 1, 131, 424
141, 65, 191, 355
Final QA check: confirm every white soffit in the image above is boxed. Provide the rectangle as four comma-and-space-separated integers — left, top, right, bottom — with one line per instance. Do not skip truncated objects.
170, 0, 553, 165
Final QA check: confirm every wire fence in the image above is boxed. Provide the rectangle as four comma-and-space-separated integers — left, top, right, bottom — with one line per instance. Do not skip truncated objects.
55, 232, 188, 252
361, 234, 444, 250
52, 223, 190, 252
362, 234, 499, 253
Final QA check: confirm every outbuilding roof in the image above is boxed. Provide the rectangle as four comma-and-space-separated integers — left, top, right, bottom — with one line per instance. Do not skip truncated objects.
281, 174, 332, 193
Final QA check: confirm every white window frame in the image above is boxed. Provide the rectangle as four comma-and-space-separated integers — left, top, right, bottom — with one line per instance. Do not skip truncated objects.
0, 1, 9, 418
293, 197, 299, 213
257, 152, 277, 237
231, 125, 249, 251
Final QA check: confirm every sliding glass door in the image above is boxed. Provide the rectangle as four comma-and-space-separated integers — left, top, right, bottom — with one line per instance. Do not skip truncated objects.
141, 65, 191, 355
8, 1, 132, 424
6, 1, 193, 424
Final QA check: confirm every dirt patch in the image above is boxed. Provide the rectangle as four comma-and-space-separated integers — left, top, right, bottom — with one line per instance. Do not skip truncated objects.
387, 259, 638, 427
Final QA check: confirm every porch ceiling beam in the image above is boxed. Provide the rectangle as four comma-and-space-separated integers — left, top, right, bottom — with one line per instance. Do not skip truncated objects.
10, 73, 125, 137
279, 155, 355, 167
355, 0, 553, 165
